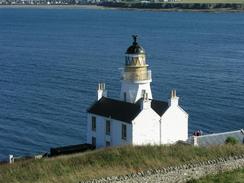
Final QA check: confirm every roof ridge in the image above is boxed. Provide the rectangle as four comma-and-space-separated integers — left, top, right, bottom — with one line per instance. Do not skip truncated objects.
102, 96, 137, 105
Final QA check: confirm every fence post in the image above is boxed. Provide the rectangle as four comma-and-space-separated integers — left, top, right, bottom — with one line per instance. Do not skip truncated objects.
9, 155, 14, 164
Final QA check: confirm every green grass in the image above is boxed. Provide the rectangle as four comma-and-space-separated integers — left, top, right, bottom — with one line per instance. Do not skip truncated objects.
0, 144, 244, 183
187, 168, 244, 183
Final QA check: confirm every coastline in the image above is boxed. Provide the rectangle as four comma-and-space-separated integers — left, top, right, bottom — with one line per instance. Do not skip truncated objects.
0, 4, 108, 9
0, 4, 244, 12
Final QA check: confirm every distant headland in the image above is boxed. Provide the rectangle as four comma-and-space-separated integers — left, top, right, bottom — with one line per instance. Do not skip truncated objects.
98, 2, 244, 12
1, 1, 244, 12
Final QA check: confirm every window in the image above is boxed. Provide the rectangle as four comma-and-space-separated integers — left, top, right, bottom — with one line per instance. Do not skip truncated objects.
122, 124, 127, 140
141, 89, 146, 98
92, 137, 96, 147
106, 141, 110, 147
92, 116, 96, 131
124, 92, 126, 102
126, 57, 130, 65
106, 120, 111, 135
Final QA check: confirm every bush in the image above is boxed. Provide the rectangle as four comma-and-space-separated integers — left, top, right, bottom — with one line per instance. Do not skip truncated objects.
225, 137, 238, 145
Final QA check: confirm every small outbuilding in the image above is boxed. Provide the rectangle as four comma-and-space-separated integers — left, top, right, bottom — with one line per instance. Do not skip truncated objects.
188, 129, 244, 146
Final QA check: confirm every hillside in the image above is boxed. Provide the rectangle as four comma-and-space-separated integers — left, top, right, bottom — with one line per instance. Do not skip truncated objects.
100, 1, 244, 11
174, 0, 244, 3
0, 144, 244, 183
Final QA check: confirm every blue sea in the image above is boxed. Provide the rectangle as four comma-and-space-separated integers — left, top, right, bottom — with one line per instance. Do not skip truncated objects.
0, 8, 244, 160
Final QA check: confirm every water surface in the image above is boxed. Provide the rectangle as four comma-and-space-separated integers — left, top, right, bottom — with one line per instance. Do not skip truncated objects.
0, 8, 244, 160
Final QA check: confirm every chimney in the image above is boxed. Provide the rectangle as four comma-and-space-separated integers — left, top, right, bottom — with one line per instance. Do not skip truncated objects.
97, 82, 107, 100
140, 91, 151, 110
168, 89, 179, 107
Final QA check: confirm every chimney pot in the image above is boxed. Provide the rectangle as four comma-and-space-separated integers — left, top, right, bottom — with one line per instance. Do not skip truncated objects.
169, 89, 179, 107
97, 83, 107, 100
171, 90, 174, 98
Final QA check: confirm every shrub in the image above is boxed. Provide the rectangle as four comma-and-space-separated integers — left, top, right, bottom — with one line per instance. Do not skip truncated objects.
225, 137, 238, 145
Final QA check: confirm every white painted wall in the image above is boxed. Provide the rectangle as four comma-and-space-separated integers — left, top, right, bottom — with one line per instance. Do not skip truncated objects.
120, 80, 152, 103
86, 113, 92, 144
111, 120, 132, 146
160, 105, 188, 144
87, 113, 106, 147
87, 98, 188, 147
87, 113, 132, 148
132, 106, 160, 145
87, 103, 188, 147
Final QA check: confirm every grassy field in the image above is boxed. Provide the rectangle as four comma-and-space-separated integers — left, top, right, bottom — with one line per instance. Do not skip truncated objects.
0, 144, 244, 183
188, 168, 244, 183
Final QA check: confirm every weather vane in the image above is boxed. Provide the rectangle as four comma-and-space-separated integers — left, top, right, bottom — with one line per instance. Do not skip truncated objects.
132, 35, 138, 44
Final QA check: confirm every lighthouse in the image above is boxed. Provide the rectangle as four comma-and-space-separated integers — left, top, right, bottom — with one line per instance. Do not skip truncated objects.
120, 35, 152, 103
86, 36, 188, 148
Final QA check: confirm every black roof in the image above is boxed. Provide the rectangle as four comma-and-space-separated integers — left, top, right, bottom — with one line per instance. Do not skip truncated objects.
87, 97, 141, 123
151, 99, 169, 116
87, 97, 169, 123
126, 35, 145, 54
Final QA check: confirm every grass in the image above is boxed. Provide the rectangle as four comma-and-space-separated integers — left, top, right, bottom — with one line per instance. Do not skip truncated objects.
187, 168, 244, 183
0, 144, 244, 183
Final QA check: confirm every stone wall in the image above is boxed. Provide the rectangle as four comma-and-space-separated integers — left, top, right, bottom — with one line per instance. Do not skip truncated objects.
80, 154, 244, 183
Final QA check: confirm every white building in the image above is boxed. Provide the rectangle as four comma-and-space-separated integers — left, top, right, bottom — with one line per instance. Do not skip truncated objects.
86, 36, 188, 148
188, 129, 244, 146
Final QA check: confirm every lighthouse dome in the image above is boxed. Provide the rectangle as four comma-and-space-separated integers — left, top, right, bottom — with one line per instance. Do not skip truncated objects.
126, 35, 145, 54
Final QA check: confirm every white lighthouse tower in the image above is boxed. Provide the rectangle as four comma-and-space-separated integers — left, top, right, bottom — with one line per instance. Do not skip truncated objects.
120, 35, 152, 103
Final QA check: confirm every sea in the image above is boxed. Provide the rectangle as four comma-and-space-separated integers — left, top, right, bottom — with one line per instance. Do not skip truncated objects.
0, 7, 244, 160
